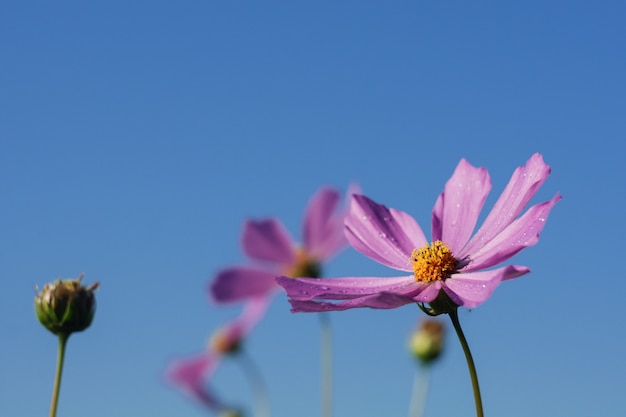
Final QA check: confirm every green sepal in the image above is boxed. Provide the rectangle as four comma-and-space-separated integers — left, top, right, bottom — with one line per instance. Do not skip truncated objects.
417, 289, 459, 316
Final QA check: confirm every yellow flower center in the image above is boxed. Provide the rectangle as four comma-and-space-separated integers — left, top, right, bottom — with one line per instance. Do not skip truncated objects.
283, 247, 321, 279
411, 240, 458, 283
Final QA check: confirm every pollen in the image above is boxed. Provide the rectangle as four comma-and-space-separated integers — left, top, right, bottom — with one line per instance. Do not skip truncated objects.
411, 240, 458, 283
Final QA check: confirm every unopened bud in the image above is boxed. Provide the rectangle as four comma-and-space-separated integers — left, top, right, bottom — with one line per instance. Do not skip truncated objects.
34, 274, 98, 336
409, 319, 445, 365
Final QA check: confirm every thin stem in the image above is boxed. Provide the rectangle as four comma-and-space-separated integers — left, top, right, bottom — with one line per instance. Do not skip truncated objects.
449, 309, 483, 417
408, 363, 431, 417
49, 333, 69, 417
239, 350, 271, 417
319, 312, 333, 417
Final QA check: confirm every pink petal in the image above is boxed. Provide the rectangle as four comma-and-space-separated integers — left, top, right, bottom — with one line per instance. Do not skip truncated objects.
210, 297, 269, 353
412, 280, 445, 302
277, 275, 422, 300
302, 187, 347, 260
460, 153, 552, 258
431, 159, 491, 253
463, 194, 561, 272
210, 267, 279, 304
319, 183, 362, 259
223, 297, 270, 339
345, 195, 427, 271
165, 354, 222, 410
277, 276, 443, 312
431, 194, 444, 242
443, 265, 530, 308
242, 219, 296, 264
288, 293, 417, 312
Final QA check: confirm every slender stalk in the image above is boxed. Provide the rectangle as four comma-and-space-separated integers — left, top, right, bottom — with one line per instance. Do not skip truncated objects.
239, 351, 271, 417
449, 309, 483, 417
49, 333, 70, 417
408, 363, 431, 417
319, 312, 333, 417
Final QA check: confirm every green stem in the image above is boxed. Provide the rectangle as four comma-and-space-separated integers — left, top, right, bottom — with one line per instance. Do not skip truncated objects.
449, 309, 483, 417
239, 350, 271, 417
49, 333, 69, 417
319, 312, 333, 417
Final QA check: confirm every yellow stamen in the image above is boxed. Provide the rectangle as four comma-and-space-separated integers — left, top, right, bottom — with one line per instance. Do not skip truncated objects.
411, 240, 458, 283
283, 247, 321, 279
209, 329, 240, 354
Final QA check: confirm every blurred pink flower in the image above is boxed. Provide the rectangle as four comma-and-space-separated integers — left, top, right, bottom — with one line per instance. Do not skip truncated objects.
210, 186, 352, 304
278, 154, 560, 312
165, 298, 268, 413
165, 354, 222, 411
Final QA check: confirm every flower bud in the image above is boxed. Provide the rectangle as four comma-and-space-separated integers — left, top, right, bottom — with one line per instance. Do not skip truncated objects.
34, 274, 98, 336
409, 319, 445, 365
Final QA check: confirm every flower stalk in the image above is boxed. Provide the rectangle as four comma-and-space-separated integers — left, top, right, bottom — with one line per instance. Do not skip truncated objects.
407, 318, 444, 417
49, 333, 69, 417
449, 309, 483, 417
408, 363, 430, 417
319, 312, 333, 417
239, 350, 271, 417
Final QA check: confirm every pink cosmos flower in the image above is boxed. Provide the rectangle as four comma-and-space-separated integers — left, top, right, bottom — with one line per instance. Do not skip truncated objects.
210, 186, 352, 304
278, 154, 561, 312
165, 298, 268, 413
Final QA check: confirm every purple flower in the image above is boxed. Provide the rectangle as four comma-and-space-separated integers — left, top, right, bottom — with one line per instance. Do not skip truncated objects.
165, 354, 222, 411
165, 298, 268, 412
278, 154, 561, 312
210, 186, 352, 304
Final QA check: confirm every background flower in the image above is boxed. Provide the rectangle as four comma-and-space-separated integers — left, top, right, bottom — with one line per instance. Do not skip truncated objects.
165, 298, 268, 413
166, 354, 224, 412
210, 186, 353, 304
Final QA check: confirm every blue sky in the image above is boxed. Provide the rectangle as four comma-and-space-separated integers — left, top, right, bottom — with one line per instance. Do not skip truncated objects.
1, 2, 625, 416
